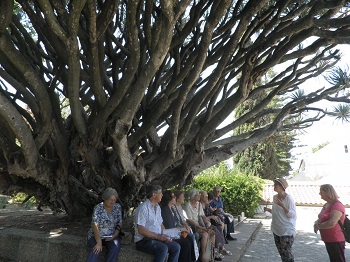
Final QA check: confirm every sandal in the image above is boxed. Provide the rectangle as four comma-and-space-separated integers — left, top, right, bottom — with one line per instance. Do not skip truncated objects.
214, 250, 225, 259
221, 248, 232, 256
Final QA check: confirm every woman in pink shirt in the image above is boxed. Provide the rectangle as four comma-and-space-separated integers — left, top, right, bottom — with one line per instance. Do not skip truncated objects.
314, 184, 346, 262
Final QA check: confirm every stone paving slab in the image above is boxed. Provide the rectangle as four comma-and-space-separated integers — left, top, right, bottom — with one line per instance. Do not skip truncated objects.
223, 219, 262, 262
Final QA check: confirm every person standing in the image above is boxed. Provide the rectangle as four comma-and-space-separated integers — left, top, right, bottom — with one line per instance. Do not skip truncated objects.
210, 186, 237, 241
86, 187, 122, 262
264, 178, 296, 262
313, 184, 346, 262
134, 185, 180, 262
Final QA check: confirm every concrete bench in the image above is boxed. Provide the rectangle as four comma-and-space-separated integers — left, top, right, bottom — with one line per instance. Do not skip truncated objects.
0, 212, 246, 261
0, 228, 153, 262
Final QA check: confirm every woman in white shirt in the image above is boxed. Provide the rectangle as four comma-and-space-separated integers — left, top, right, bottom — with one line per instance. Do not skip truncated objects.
264, 178, 297, 262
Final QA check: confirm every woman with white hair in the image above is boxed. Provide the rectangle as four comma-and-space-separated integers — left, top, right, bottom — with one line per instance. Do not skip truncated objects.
184, 189, 216, 262
86, 187, 122, 262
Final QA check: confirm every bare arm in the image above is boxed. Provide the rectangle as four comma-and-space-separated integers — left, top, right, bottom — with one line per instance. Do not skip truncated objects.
111, 222, 122, 239
91, 223, 103, 254
314, 210, 343, 233
264, 207, 272, 213
92, 223, 102, 242
186, 218, 207, 231
317, 210, 343, 230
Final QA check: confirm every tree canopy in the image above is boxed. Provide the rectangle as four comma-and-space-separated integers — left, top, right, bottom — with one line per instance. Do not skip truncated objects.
1, 0, 350, 218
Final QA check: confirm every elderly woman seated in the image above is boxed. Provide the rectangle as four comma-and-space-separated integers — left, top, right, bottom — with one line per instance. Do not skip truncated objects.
184, 188, 216, 262
86, 187, 122, 262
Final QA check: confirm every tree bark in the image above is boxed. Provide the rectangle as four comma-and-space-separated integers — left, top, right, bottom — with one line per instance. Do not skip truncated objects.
0, 1, 350, 218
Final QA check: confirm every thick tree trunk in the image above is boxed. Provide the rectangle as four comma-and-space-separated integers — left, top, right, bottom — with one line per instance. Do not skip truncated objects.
1, 1, 350, 219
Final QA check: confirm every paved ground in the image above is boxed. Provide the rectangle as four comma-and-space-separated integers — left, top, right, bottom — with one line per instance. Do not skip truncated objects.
240, 206, 350, 262
1, 204, 350, 261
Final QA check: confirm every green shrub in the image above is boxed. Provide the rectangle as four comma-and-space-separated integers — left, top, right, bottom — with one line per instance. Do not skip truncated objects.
11, 192, 36, 209
187, 171, 264, 218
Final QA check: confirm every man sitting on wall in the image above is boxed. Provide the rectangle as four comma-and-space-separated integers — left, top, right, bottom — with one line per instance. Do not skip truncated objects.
134, 184, 181, 262
210, 186, 237, 242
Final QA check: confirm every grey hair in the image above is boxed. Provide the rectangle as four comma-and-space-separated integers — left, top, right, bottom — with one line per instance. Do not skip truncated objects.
146, 184, 162, 199
102, 187, 119, 201
213, 186, 221, 192
187, 188, 199, 200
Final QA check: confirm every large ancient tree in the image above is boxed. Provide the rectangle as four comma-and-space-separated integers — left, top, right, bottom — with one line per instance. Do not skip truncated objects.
1, 0, 350, 218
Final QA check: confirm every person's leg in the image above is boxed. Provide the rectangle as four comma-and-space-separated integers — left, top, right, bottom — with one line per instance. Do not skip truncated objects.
224, 215, 234, 233
174, 238, 191, 262
199, 232, 209, 262
164, 241, 180, 262
186, 233, 197, 261
217, 223, 224, 234
86, 238, 101, 262
105, 238, 121, 262
273, 233, 283, 259
325, 242, 346, 262
224, 215, 236, 240
135, 238, 168, 262
194, 231, 200, 244
274, 234, 294, 262
211, 226, 225, 248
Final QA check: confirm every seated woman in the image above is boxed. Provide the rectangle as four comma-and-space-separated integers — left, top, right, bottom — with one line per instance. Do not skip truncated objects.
86, 187, 122, 262
160, 190, 193, 262
184, 189, 216, 262
173, 190, 200, 261
200, 190, 232, 258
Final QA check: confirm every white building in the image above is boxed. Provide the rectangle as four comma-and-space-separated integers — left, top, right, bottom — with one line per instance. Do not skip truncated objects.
292, 138, 350, 184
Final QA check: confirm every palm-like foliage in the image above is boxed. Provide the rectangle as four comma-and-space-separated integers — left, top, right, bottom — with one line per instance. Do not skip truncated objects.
332, 104, 350, 123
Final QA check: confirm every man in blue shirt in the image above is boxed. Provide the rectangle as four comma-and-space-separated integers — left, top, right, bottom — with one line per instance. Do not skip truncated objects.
210, 186, 237, 241
134, 184, 181, 262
